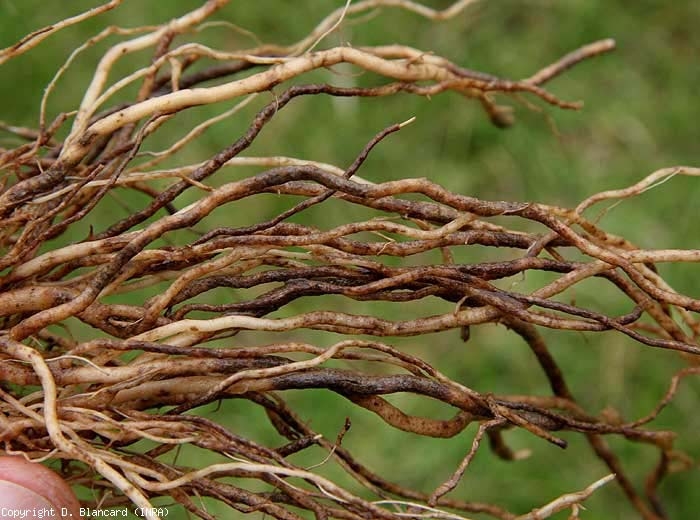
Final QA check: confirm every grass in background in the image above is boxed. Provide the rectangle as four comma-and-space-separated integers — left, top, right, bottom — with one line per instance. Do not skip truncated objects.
1, 1, 699, 518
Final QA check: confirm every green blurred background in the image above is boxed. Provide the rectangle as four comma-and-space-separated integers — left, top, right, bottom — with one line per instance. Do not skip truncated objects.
1, 1, 699, 518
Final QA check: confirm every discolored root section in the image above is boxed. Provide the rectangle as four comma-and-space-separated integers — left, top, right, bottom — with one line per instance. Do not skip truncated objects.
0, 2, 698, 520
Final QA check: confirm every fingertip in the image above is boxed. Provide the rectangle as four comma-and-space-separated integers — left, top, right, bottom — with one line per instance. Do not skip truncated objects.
0, 456, 82, 519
